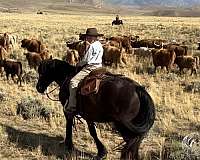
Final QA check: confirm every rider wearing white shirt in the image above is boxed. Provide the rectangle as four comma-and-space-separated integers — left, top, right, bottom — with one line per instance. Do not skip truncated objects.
65, 28, 104, 118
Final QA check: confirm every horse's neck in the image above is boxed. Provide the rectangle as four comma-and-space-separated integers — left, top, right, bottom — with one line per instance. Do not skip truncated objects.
57, 75, 71, 106
55, 76, 68, 88
54, 63, 76, 87
55, 72, 75, 89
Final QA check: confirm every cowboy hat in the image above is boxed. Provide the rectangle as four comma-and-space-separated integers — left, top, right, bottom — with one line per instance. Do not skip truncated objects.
82, 28, 104, 37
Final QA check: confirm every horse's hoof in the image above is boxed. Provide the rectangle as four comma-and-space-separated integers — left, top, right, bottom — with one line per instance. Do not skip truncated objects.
93, 155, 107, 160
64, 152, 73, 160
64, 141, 74, 153
93, 151, 107, 160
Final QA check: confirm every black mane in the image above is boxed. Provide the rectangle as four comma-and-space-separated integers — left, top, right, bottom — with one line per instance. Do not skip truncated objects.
39, 59, 76, 79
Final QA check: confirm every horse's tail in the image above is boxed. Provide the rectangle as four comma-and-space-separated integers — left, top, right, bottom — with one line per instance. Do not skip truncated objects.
122, 86, 155, 134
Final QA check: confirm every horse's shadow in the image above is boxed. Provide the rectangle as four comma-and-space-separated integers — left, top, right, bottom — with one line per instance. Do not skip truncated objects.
1, 123, 95, 159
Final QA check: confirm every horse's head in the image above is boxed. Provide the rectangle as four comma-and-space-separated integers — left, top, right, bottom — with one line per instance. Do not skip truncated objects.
36, 59, 55, 93
36, 59, 76, 93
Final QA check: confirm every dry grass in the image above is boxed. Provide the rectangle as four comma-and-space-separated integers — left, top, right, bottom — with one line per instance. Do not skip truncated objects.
0, 11, 199, 159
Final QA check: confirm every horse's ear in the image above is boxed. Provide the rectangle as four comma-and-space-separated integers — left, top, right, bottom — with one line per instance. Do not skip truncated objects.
49, 55, 53, 60
39, 60, 42, 66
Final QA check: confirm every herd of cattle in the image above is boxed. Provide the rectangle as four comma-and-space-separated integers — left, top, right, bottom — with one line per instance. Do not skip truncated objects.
67, 33, 199, 74
0, 33, 50, 86
0, 32, 199, 86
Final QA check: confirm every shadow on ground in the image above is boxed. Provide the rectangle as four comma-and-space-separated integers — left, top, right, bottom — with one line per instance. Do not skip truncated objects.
1, 123, 94, 159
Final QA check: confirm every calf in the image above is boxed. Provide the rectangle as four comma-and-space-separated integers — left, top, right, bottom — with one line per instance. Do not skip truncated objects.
0, 33, 17, 52
0, 46, 8, 61
131, 39, 167, 49
39, 49, 50, 60
164, 44, 188, 56
21, 39, 48, 53
103, 45, 126, 67
63, 49, 79, 66
66, 40, 90, 59
0, 59, 23, 86
0, 33, 12, 52
24, 52, 42, 70
0, 46, 8, 75
152, 49, 176, 73
175, 56, 199, 75
109, 36, 132, 53
134, 47, 152, 60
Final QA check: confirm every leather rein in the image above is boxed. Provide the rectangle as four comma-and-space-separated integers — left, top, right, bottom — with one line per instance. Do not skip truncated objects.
45, 76, 71, 102
46, 86, 60, 101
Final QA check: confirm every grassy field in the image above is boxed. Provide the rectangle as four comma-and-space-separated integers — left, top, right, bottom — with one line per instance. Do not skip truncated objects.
0, 11, 199, 160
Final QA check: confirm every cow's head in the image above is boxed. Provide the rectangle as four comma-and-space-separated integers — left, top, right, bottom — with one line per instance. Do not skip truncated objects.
21, 39, 30, 48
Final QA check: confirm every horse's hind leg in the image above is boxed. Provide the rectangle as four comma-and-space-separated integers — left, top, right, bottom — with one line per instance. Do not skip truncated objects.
63, 112, 74, 155
87, 122, 107, 159
17, 75, 22, 86
120, 135, 144, 160
114, 122, 144, 160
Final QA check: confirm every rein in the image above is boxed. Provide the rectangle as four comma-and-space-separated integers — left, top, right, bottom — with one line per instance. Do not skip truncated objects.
46, 86, 60, 101
45, 75, 73, 102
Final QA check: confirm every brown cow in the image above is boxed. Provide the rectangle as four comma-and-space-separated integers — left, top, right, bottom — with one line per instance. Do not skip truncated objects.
145, 39, 163, 48
152, 49, 176, 73
0, 33, 13, 52
24, 52, 42, 70
21, 39, 48, 53
164, 44, 188, 57
103, 45, 126, 67
66, 40, 90, 59
134, 47, 153, 60
0, 46, 9, 75
106, 40, 121, 49
0, 46, 8, 61
63, 49, 79, 66
131, 39, 167, 49
39, 49, 50, 60
174, 56, 199, 75
0, 59, 23, 86
109, 36, 132, 54
79, 33, 85, 41
0, 33, 15, 52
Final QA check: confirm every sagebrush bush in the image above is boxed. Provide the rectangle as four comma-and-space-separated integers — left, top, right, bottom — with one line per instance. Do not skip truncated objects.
16, 96, 53, 121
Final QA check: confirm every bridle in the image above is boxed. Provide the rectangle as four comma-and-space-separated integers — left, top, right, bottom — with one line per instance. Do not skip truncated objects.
46, 85, 60, 101
45, 73, 74, 102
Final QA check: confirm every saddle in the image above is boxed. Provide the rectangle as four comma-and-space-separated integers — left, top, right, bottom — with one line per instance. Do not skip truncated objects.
80, 68, 109, 96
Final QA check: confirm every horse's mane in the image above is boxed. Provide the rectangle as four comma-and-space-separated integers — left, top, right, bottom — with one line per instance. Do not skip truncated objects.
40, 59, 76, 77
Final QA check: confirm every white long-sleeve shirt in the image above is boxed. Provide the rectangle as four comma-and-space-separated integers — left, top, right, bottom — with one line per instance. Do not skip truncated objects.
79, 41, 103, 67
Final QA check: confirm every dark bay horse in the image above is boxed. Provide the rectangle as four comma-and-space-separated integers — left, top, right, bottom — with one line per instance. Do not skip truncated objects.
112, 20, 123, 26
36, 59, 155, 160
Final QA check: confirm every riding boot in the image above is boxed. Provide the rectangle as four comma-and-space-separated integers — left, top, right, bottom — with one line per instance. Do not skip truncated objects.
65, 86, 77, 118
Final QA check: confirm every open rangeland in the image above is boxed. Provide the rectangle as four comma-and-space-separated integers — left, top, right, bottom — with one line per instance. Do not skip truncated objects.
0, 11, 199, 160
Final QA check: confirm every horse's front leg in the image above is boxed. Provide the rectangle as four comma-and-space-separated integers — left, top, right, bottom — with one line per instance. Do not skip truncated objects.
87, 122, 107, 159
64, 111, 74, 153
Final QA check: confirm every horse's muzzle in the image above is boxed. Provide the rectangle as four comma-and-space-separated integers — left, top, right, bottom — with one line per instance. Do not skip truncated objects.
36, 84, 45, 93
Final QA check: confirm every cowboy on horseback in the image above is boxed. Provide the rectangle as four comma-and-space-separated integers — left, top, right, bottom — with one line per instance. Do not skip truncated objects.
65, 28, 104, 118
116, 15, 119, 22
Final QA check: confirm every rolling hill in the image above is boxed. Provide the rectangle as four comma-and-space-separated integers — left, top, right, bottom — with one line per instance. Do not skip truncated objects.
0, 0, 200, 17
0, 0, 200, 8
106, 0, 200, 7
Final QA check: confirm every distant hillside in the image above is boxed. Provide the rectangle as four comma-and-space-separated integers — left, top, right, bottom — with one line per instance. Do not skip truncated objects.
145, 7, 200, 17
1, 0, 200, 8
105, 0, 200, 7
1, 0, 200, 17
1, 0, 200, 9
